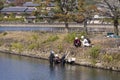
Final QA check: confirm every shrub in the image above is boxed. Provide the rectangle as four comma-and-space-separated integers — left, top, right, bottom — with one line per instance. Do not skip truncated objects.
111, 53, 120, 60
78, 31, 87, 37
48, 35, 59, 42
103, 54, 113, 63
89, 46, 101, 59
57, 44, 63, 53
31, 34, 39, 41
64, 32, 76, 43
64, 32, 87, 43
91, 59, 97, 65
43, 35, 59, 43
2, 32, 8, 36
11, 42, 23, 53
28, 43, 38, 50
0, 42, 3, 46
0, 14, 4, 21
2, 17, 24, 22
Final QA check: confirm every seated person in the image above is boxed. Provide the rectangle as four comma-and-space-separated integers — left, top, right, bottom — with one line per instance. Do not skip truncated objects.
81, 36, 91, 47
54, 54, 61, 64
74, 37, 81, 47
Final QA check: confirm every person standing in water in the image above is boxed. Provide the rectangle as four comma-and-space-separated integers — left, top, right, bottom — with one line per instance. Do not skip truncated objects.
49, 51, 55, 65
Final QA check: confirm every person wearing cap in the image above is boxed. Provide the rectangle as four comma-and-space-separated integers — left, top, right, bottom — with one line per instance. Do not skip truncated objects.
74, 37, 81, 47
49, 51, 55, 65
81, 36, 91, 47
54, 54, 61, 64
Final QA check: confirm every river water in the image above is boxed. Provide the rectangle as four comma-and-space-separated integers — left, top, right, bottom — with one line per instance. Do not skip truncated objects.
0, 27, 62, 31
0, 52, 120, 80
0, 26, 83, 32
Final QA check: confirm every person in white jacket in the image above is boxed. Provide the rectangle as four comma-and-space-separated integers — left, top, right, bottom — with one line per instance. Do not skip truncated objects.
81, 36, 91, 47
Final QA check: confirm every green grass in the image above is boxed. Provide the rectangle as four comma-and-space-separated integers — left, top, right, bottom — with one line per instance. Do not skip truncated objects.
42, 35, 59, 43
89, 46, 101, 59
64, 32, 86, 43
103, 54, 113, 63
11, 42, 24, 53
28, 43, 38, 50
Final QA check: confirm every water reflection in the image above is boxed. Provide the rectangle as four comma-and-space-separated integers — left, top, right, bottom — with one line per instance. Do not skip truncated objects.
49, 65, 55, 80
0, 53, 120, 80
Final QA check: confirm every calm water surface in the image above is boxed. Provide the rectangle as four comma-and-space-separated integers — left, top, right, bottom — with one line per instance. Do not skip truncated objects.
0, 53, 120, 80
0, 27, 61, 31
0, 26, 83, 32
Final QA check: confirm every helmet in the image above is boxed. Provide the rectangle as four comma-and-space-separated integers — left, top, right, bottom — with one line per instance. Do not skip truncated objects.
55, 54, 58, 57
75, 37, 78, 40
81, 36, 84, 39
51, 51, 54, 54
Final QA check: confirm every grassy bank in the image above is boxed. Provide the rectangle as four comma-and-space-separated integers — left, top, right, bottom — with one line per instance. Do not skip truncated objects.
0, 31, 120, 71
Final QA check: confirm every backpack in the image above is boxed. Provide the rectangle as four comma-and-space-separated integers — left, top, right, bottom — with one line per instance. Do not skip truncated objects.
86, 38, 91, 44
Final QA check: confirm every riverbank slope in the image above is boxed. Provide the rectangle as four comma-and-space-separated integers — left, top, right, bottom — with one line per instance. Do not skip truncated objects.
0, 31, 120, 71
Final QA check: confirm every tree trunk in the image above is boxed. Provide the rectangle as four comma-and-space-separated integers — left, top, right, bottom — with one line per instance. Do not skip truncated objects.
84, 18, 88, 34
114, 18, 119, 35
65, 20, 69, 33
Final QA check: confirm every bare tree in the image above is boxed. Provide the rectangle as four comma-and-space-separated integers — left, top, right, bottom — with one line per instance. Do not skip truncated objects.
98, 0, 120, 35
54, 0, 78, 32
73, 0, 97, 34
14, 0, 31, 6
0, 1, 4, 10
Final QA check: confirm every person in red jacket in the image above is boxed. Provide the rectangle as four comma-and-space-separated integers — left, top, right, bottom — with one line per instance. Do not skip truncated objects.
74, 37, 81, 47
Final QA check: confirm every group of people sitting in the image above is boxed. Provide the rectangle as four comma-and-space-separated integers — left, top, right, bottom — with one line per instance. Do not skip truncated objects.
74, 36, 91, 47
